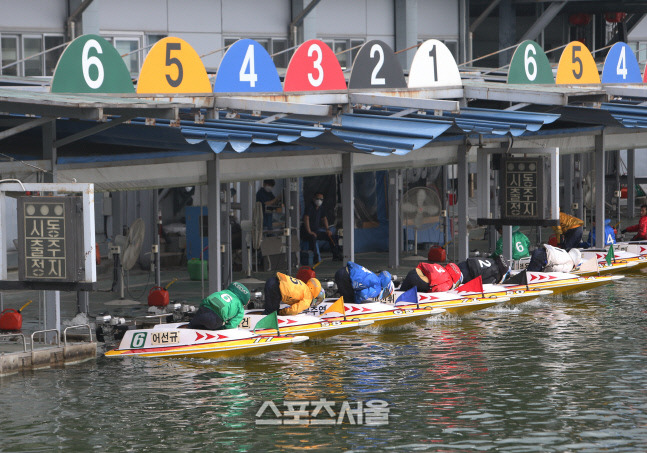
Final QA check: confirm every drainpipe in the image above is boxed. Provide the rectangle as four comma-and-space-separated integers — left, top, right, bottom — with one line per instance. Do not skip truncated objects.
66, 0, 94, 40
289, 0, 322, 48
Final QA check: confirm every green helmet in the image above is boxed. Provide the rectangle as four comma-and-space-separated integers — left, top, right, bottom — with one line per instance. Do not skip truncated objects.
227, 281, 250, 305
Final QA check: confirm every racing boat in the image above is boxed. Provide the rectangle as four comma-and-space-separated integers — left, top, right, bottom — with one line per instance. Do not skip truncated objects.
240, 310, 373, 339
390, 290, 510, 315
304, 300, 445, 328
503, 271, 623, 295
451, 286, 553, 307
615, 241, 647, 257
579, 248, 647, 272
105, 324, 308, 359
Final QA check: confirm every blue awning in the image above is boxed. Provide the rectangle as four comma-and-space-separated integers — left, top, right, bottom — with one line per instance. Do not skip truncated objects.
600, 103, 647, 128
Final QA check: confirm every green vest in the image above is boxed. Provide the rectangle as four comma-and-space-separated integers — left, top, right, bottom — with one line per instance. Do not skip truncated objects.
200, 290, 245, 329
494, 231, 531, 260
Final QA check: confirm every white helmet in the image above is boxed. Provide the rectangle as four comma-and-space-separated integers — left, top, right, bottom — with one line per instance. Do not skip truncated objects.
568, 248, 582, 268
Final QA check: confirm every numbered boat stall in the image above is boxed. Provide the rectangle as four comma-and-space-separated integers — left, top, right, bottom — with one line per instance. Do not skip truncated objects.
1, 34, 647, 298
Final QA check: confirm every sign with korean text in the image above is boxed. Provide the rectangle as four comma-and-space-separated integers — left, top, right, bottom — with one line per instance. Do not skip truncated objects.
17, 197, 83, 282
500, 157, 543, 222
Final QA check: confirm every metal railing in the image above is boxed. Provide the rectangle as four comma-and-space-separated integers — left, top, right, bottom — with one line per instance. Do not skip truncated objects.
0, 332, 27, 353
30, 329, 60, 352
63, 324, 93, 347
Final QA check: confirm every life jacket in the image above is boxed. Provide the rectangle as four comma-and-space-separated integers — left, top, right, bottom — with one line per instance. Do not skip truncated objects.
347, 261, 382, 302
544, 245, 574, 273
277, 272, 312, 315
416, 262, 454, 292
465, 257, 501, 284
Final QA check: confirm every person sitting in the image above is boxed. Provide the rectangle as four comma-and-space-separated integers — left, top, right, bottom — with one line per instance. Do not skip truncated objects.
399, 262, 462, 293
301, 192, 342, 262
188, 281, 249, 330
263, 272, 324, 316
621, 204, 647, 241
587, 219, 616, 247
256, 179, 281, 231
491, 226, 531, 261
553, 209, 584, 251
457, 255, 510, 285
334, 261, 394, 303
527, 244, 581, 273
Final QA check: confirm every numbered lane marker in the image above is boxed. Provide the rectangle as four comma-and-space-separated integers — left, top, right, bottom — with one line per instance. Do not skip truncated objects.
214, 39, 282, 92
284, 39, 346, 91
507, 40, 554, 84
51, 34, 134, 93
349, 40, 406, 89
408, 39, 462, 88
602, 42, 642, 83
137, 37, 211, 93
556, 41, 600, 84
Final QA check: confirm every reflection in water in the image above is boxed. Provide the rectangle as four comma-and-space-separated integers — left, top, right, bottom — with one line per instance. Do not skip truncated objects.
1, 279, 647, 451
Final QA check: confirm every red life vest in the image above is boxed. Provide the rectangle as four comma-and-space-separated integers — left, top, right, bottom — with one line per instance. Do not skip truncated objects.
416, 262, 453, 292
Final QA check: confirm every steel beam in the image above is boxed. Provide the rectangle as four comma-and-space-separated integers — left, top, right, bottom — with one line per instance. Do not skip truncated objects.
627, 149, 635, 218
350, 93, 460, 112
457, 144, 470, 261
207, 156, 222, 292
595, 133, 606, 249
388, 170, 400, 268
520, 1, 568, 42
342, 153, 355, 263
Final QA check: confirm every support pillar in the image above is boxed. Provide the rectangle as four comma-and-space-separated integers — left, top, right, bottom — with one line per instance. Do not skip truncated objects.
207, 157, 222, 292
502, 225, 513, 263
457, 145, 470, 261
42, 120, 60, 340
574, 154, 584, 222
563, 154, 573, 214
595, 134, 606, 249
395, 0, 418, 70
499, 0, 516, 67
627, 149, 635, 218
341, 153, 355, 263
240, 181, 253, 276
388, 170, 400, 268
221, 182, 232, 288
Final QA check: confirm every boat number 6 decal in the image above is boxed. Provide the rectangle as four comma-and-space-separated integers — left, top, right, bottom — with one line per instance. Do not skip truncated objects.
130, 332, 147, 348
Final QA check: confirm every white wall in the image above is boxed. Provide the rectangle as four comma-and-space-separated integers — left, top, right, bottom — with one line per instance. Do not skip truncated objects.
418, 0, 459, 39
0, 0, 66, 32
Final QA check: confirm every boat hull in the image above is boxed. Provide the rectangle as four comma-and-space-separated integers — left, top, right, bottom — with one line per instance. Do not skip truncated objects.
105, 326, 308, 359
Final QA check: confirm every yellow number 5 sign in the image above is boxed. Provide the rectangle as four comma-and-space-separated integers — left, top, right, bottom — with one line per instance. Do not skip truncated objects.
556, 41, 600, 84
137, 37, 211, 93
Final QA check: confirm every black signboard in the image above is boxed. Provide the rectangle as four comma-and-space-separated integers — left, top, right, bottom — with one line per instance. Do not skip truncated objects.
348, 40, 407, 89
17, 196, 84, 282
500, 156, 543, 223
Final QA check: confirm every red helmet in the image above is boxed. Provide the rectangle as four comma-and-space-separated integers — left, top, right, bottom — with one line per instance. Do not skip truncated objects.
444, 263, 462, 285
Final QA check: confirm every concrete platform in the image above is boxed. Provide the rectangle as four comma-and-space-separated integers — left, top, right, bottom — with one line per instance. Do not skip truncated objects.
0, 340, 96, 376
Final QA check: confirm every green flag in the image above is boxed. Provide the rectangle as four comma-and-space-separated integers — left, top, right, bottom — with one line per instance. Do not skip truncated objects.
253, 311, 279, 334
605, 244, 615, 266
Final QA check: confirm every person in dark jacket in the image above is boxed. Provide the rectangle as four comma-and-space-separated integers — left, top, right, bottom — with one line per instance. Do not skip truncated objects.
457, 255, 510, 285
301, 192, 341, 262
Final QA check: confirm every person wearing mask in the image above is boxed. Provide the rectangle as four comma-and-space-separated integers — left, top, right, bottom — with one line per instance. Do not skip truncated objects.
553, 209, 584, 251
588, 219, 616, 246
256, 179, 281, 231
621, 204, 647, 241
492, 226, 531, 261
301, 192, 342, 262
334, 261, 394, 303
263, 272, 325, 316
399, 262, 463, 293
188, 282, 250, 330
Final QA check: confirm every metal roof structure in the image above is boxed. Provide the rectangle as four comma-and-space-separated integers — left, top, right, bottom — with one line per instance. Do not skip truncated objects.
0, 79, 646, 191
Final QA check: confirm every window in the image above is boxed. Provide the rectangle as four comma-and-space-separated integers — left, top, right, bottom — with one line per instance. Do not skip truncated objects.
45, 35, 64, 76
114, 38, 140, 76
323, 38, 365, 71
224, 37, 291, 69
1, 35, 18, 76
23, 36, 43, 76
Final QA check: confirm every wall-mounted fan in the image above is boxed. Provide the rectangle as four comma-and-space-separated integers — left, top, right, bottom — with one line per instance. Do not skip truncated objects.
401, 187, 442, 255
